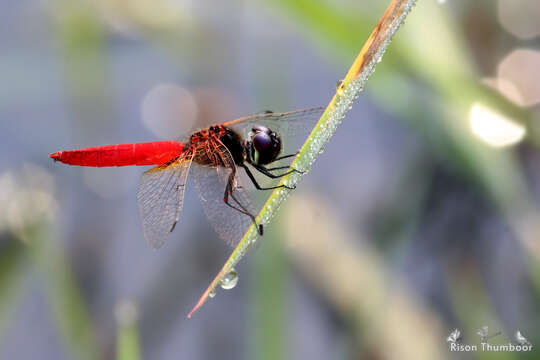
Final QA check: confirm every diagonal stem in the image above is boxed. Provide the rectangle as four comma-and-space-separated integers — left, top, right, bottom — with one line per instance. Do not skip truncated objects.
188, 0, 418, 318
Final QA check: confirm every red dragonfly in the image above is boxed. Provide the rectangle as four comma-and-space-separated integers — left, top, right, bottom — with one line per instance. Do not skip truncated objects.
50, 106, 324, 249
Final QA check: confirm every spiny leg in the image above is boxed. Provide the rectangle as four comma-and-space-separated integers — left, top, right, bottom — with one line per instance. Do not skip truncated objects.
222, 175, 263, 235
262, 165, 306, 174
273, 153, 297, 161
251, 163, 304, 179
241, 165, 295, 190
231, 191, 264, 235
259, 152, 305, 174
263, 165, 292, 171
222, 182, 254, 220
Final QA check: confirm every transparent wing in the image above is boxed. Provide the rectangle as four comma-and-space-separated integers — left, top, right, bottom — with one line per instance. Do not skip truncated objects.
223, 106, 325, 154
223, 106, 325, 130
137, 152, 194, 249
192, 138, 255, 247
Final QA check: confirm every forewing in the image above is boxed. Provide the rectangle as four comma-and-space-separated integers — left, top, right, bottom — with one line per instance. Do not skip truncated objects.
193, 138, 255, 247
137, 152, 193, 249
223, 106, 325, 154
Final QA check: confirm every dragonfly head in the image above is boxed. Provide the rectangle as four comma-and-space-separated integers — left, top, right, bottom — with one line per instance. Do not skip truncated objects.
246, 126, 282, 165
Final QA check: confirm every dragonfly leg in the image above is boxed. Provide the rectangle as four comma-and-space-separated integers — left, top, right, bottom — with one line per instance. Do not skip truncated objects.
264, 165, 305, 173
252, 152, 304, 174
223, 175, 263, 235
241, 165, 295, 190
264, 165, 290, 171
273, 152, 297, 161
252, 164, 304, 179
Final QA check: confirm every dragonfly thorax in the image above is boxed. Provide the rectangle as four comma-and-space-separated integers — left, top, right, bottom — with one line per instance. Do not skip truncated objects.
245, 126, 282, 166
190, 125, 246, 166
218, 126, 245, 165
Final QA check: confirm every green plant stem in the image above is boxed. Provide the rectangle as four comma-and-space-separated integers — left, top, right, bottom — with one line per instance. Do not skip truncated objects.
188, 0, 418, 317
116, 301, 141, 360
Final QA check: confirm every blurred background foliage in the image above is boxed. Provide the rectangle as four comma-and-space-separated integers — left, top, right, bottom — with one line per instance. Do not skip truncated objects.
1, 0, 540, 359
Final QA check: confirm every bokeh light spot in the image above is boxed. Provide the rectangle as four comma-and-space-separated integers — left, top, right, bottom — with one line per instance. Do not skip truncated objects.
497, 49, 540, 107
0, 164, 57, 235
498, 0, 540, 39
141, 83, 198, 139
482, 77, 524, 106
469, 103, 526, 148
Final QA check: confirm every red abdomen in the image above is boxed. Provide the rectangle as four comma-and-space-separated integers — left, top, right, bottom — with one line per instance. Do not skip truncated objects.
50, 141, 184, 167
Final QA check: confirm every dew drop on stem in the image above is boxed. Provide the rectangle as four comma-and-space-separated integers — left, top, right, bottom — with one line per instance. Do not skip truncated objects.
219, 269, 239, 290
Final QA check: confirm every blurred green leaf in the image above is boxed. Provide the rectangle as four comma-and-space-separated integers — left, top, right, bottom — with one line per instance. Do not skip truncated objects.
0, 235, 27, 344
25, 224, 100, 360
251, 227, 288, 360
51, 0, 114, 139
116, 301, 141, 360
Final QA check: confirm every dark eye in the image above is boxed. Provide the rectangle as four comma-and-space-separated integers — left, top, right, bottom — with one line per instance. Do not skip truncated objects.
249, 128, 281, 165
253, 132, 272, 152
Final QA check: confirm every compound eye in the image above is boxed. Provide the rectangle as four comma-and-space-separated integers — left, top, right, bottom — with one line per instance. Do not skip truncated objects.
250, 130, 281, 165
253, 132, 272, 152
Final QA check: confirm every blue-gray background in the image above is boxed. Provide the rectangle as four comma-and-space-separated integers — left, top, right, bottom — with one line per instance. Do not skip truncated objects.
1, 1, 539, 359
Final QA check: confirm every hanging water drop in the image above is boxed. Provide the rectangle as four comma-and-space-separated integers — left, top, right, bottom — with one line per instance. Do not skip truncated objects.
220, 269, 239, 290
209, 289, 216, 298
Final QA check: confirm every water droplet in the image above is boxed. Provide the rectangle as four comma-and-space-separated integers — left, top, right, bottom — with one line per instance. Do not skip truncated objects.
209, 289, 216, 298
220, 269, 238, 290
336, 79, 343, 89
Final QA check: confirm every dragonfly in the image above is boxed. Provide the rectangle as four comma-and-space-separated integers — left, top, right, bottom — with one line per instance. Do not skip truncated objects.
50, 106, 324, 249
